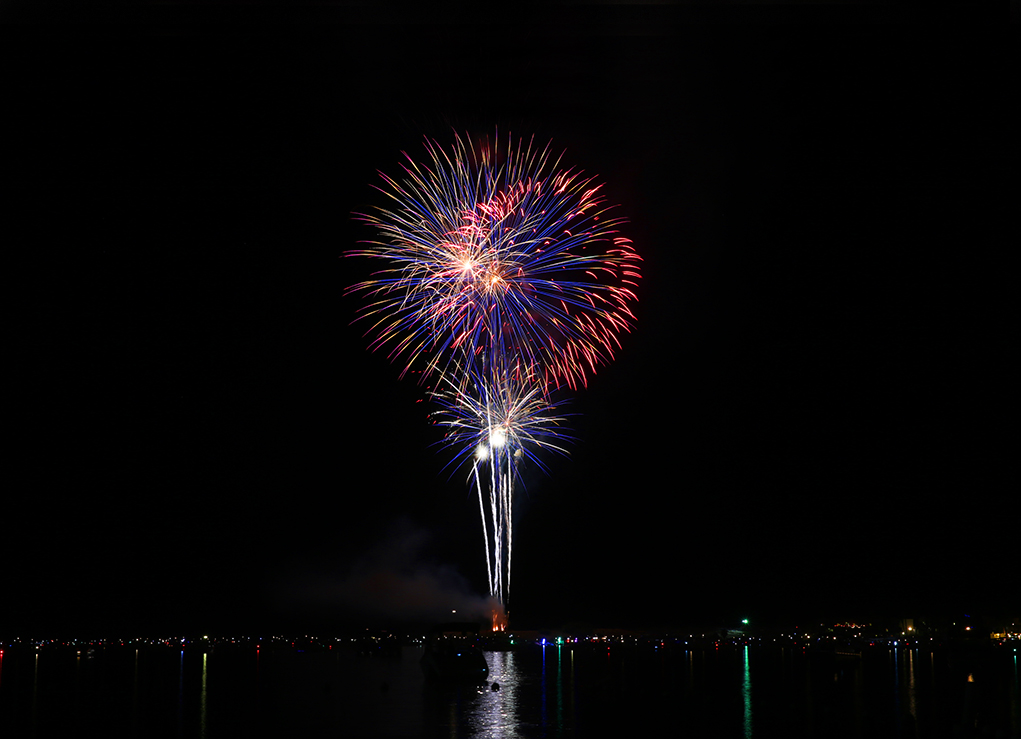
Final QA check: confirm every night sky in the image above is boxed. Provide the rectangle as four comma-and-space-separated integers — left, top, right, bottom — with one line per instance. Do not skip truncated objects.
4, 6, 1013, 636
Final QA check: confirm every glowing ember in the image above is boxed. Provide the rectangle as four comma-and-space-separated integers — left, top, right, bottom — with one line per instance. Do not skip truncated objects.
491, 608, 508, 632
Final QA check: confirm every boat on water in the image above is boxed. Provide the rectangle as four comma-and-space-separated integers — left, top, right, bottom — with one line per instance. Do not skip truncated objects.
420, 641, 490, 681
420, 622, 490, 682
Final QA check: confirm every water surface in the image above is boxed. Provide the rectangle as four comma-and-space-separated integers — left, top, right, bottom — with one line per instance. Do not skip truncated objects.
1, 643, 1017, 738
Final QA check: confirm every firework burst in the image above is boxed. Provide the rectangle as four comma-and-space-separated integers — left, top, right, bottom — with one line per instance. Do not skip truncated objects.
348, 131, 641, 391
347, 130, 638, 610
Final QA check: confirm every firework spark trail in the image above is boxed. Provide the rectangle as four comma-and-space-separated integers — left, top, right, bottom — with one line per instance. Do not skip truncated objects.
472, 462, 493, 596
504, 465, 512, 606
348, 130, 638, 609
431, 357, 571, 606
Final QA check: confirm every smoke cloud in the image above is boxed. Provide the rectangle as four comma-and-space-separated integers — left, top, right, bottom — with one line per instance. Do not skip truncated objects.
286, 517, 500, 624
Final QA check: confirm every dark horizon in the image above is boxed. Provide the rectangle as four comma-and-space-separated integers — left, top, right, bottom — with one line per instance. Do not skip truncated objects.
4, 610, 1017, 643
4, 10, 1014, 639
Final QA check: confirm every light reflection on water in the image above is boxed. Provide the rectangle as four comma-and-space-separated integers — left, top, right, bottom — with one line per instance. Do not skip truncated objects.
422, 643, 581, 738
200, 652, 208, 739
177, 649, 184, 738
557, 645, 564, 733
475, 650, 521, 738
1014, 654, 1019, 731
132, 649, 139, 736
892, 646, 901, 737
2, 643, 1020, 738
742, 645, 752, 739
908, 648, 916, 721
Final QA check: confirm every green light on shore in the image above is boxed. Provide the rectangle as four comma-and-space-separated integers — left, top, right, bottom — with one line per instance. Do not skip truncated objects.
742, 619, 749, 625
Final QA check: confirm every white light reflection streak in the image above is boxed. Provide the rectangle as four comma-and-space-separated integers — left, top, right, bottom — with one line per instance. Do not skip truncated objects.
32, 652, 39, 734
479, 650, 520, 737
200, 652, 208, 739
540, 641, 547, 730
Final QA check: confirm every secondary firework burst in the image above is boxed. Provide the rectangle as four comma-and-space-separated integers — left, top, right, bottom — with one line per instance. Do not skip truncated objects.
347, 130, 639, 610
429, 359, 572, 607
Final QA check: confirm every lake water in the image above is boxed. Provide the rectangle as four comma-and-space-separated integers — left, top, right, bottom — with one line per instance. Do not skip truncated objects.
1, 642, 1018, 738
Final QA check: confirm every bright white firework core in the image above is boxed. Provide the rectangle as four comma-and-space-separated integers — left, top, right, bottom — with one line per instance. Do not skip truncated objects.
476, 443, 490, 461
489, 426, 508, 449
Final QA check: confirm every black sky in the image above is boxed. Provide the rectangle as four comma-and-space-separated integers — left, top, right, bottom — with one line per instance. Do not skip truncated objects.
4, 6, 1013, 636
